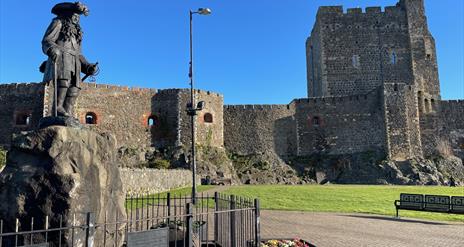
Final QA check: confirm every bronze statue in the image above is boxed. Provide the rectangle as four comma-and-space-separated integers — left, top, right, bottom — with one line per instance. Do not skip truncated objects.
41, 2, 98, 117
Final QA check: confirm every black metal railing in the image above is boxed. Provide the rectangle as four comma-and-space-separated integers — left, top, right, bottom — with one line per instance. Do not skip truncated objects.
0, 192, 260, 247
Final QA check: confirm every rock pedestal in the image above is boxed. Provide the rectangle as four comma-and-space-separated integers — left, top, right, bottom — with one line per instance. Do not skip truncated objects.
0, 126, 126, 247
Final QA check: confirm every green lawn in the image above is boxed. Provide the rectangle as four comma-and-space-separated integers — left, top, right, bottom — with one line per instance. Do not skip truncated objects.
223, 185, 464, 222
125, 185, 214, 209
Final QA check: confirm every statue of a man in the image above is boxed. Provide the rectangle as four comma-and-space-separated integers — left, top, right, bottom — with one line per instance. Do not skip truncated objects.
41, 2, 98, 117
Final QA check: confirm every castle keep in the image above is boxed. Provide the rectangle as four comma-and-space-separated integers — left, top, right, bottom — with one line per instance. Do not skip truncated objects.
1, 0, 463, 164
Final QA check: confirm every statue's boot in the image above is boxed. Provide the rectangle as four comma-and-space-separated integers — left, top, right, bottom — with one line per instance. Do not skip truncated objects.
56, 87, 69, 117
63, 87, 80, 117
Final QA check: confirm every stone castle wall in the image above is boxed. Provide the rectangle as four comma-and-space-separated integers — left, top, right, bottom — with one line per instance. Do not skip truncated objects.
294, 90, 386, 156
71, 82, 156, 148
150, 89, 182, 148
178, 89, 224, 148
224, 104, 296, 156
119, 168, 200, 195
383, 83, 422, 160
441, 100, 464, 159
420, 100, 464, 159
401, 0, 440, 100
0, 83, 46, 148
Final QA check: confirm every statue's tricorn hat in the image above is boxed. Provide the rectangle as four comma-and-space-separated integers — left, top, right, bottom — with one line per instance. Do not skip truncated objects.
51, 2, 89, 16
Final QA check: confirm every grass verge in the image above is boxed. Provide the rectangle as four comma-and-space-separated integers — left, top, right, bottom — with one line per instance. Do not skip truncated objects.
223, 185, 464, 222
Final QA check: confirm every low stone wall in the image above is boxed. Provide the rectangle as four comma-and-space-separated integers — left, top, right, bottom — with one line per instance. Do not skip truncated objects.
119, 168, 201, 195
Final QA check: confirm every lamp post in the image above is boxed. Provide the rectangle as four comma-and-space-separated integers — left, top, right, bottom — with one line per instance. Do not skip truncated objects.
188, 7, 211, 205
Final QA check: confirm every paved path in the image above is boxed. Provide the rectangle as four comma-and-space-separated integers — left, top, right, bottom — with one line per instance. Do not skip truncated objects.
261, 211, 464, 247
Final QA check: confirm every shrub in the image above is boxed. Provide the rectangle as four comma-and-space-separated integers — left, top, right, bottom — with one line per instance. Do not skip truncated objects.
147, 159, 170, 169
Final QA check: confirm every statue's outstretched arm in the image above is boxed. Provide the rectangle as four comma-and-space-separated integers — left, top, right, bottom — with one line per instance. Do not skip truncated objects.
80, 55, 98, 76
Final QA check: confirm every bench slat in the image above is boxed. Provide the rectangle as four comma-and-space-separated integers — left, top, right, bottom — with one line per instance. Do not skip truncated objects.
451, 196, 464, 214
424, 195, 450, 212
399, 193, 423, 210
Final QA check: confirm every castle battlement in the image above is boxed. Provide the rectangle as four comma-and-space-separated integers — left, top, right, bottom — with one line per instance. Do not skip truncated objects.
224, 104, 292, 110
291, 89, 379, 106
441, 100, 464, 108
157, 88, 223, 98
318, 5, 402, 16
80, 82, 157, 94
0, 82, 45, 95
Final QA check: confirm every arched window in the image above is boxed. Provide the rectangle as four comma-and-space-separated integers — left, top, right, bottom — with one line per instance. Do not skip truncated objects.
85, 112, 97, 124
394, 84, 398, 92
15, 113, 31, 126
147, 115, 157, 127
312, 116, 320, 127
204, 113, 213, 123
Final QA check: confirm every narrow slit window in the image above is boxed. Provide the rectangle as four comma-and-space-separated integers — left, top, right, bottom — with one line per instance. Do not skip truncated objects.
352, 55, 360, 68
147, 115, 157, 126
312, 116, 321, 127
391, 52, 397, 64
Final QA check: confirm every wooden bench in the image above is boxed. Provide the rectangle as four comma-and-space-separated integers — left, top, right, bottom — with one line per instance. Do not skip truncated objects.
394, 193, 464, 217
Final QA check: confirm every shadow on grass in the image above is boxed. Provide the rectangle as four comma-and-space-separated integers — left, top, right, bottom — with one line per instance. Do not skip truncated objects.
343, 214, 453, 226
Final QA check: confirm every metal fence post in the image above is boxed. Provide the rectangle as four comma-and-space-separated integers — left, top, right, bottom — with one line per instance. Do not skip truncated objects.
85, 212, 94, 247
167, 192, 171, 225
230, 195, 236, 247
214, 192, 219, 244
186, 202, 193, 247
254, 199, 261, 247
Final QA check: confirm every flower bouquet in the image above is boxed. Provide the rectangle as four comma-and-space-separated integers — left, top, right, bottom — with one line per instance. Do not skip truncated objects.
261, 238, 316, 247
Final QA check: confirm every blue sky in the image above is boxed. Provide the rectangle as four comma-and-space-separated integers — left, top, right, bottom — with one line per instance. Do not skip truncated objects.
0, 0, 462, 104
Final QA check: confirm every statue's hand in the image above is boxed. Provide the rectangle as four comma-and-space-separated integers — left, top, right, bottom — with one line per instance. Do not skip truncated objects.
48, 48, 61, 62
87, 63, 99, 75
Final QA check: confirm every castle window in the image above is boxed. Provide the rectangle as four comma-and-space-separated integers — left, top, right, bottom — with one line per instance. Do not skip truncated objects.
352, 55, 360, 68
15, 113, 31, 126
85, 112, 97, 124
312, 116, 321, 127
424, 99, 430, 113
394, 84, 398, 92
204, 113, 213, 123
391, 52, 397, 64
147, 115, 157, 127
426, 54, 432, 59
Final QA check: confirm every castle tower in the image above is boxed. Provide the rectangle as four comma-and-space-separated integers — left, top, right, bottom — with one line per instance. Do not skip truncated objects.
305, 0, 442, 160
400, 0, 441, 114
306, 0, 440, 102
306, 5, 415, 97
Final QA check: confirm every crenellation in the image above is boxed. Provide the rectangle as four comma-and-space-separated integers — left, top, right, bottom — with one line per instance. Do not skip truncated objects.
317, 6, 343, 15
384, 6, 402, 14
224, 104, 292, 111
0, 83, 44, 95
365, 7, 382, 14
346, 8, 362, 14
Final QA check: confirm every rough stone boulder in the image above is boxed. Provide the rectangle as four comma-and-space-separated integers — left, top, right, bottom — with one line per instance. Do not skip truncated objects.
0, 126, 126, 247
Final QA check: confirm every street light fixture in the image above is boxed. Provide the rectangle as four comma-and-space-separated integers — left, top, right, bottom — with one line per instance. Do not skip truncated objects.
188, 8, 211, 205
